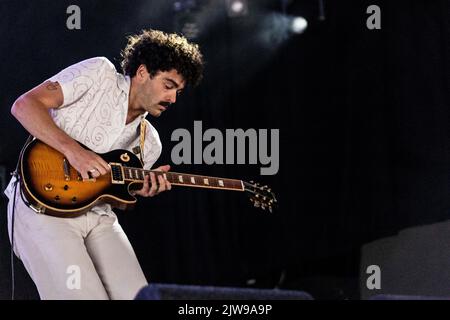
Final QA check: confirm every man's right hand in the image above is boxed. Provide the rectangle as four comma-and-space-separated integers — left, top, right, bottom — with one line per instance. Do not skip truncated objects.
64, 146, 110, 180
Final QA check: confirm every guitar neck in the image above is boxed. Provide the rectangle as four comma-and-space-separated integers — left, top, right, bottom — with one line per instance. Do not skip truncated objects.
122, 167, 245, 191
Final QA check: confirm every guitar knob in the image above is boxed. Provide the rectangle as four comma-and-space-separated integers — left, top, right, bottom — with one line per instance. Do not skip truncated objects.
64, 185, 69, 191
44, 183, 53, 191
54, 195, 60, 201
72, 197, 77, 203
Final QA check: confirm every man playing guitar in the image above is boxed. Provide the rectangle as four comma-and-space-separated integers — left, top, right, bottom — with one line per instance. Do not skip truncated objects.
4, 29, 204, 299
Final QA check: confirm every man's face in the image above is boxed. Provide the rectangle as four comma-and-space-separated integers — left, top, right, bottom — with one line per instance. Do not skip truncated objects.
136, 67, 186, 117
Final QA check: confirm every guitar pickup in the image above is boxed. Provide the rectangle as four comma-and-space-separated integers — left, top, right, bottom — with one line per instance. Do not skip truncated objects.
110, 163, 125, 184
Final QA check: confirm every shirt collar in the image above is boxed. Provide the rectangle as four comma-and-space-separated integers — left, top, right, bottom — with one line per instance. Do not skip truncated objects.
119, 74, 148, 126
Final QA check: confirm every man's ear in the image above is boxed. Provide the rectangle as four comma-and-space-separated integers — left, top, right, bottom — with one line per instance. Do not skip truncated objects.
136, 64, 149, 82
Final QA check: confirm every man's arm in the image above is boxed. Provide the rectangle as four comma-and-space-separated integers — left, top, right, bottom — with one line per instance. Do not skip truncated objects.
11, 80, 110, 180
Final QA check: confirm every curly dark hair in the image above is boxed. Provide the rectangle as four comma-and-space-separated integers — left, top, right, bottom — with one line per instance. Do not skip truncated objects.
121, 29, 204, 87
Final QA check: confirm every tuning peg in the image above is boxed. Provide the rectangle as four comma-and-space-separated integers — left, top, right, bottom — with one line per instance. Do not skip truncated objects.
254, 201, 260, 208
267, 188, 272, 193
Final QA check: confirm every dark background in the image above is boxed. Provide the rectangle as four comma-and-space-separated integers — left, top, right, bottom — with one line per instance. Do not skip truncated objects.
0, 0, 449, 300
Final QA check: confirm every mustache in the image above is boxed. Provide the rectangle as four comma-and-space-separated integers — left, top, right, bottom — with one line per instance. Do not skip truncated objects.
159, 101, 171, 107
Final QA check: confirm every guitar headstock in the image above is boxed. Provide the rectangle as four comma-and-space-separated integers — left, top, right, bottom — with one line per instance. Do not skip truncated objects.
243, 181, 277, 213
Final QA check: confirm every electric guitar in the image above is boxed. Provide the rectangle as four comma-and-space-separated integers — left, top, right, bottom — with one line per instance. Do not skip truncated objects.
19, 139, 277, 218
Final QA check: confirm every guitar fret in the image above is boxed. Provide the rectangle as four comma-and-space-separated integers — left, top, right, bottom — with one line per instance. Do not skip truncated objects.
210, 178, 218, 188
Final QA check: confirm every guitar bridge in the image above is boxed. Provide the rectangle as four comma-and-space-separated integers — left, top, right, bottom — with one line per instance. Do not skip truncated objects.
110, 163, 125, 184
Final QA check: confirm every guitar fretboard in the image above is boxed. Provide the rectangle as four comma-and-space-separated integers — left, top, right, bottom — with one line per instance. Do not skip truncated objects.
123, 167, 244, 191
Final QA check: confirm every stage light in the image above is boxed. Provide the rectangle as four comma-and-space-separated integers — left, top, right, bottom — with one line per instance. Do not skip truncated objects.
173, 0, 197, 12
257, 12, 309, 51
231, 1, 244, 13
291, 16, 308, 34
225, 0, 248, 17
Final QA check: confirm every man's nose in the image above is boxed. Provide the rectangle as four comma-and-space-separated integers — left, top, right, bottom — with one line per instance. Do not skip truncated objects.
168, 91, 177, 104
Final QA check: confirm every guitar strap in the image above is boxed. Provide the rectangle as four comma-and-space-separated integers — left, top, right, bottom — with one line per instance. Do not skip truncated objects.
138, 116, 146, 167
132, 116, 146, 167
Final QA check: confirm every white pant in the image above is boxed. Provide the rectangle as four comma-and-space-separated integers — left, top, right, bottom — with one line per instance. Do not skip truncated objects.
7, 189, 148, 300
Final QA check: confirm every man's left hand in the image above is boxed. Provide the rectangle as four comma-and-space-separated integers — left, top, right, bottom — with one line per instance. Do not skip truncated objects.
132, 165, 172, 197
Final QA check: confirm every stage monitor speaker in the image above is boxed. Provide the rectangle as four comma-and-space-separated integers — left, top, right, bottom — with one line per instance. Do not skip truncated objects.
135, 283, 314, 300
360, 219, 450, 299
